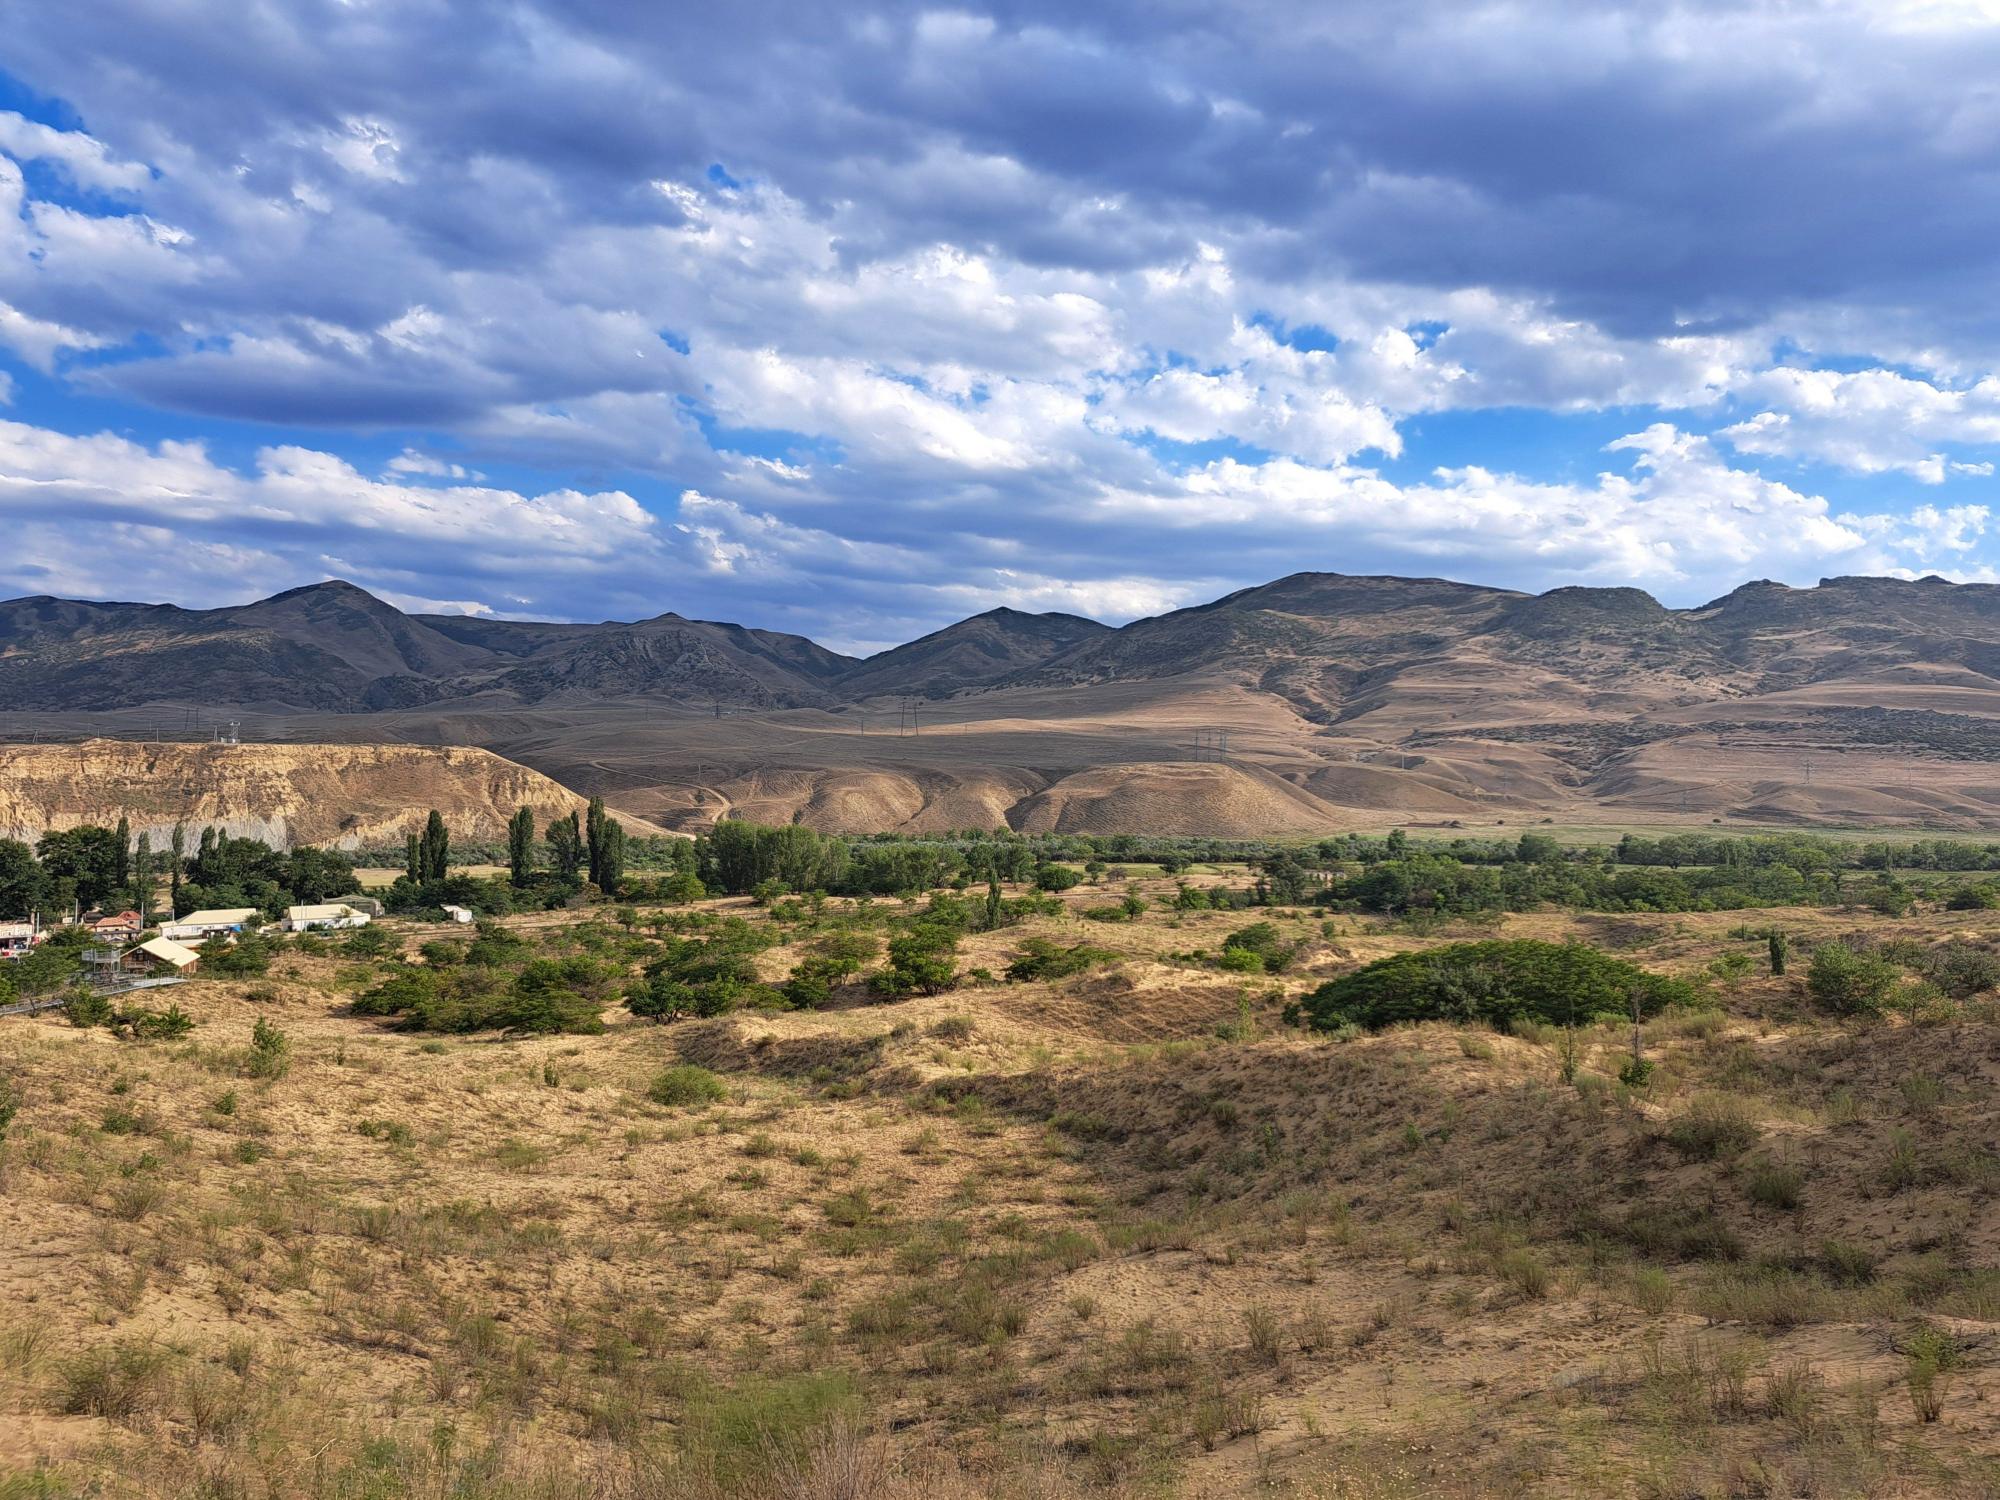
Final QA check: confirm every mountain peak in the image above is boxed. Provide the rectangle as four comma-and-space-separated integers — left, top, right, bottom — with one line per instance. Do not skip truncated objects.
257, 579, 386, 607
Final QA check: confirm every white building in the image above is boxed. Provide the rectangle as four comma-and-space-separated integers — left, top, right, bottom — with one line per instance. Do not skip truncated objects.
0, 918, 44, 959
440, 904, 475, 924
285, 902, 373, 932
161, 908, 259, 943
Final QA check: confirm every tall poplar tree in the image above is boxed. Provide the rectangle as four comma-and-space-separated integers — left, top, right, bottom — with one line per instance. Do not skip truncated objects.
420, 811, 450, 884
507, 806, 536, 886
113, 816, 131, 892
134, 833, 153, 925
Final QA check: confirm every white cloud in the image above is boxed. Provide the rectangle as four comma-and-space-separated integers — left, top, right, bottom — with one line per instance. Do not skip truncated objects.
1719, 367, 2000, 481
0, 111, 149, 194
0, 419, 673, 614
0, 299, 104, 370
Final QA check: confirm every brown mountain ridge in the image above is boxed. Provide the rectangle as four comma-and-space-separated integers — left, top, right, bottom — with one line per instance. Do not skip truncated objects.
3, 571, 1999, 836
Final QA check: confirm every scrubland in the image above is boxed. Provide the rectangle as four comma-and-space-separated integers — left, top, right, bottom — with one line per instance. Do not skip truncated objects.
2, 877, 1997, 1498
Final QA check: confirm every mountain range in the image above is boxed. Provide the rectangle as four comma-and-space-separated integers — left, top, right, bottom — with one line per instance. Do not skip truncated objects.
3, 571, 1999, 836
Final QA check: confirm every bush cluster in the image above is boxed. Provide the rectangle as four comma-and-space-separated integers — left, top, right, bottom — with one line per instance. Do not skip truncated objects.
1296, 939, 1698, 1033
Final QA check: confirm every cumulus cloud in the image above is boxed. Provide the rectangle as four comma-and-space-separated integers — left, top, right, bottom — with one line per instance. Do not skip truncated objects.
1718, 367, 2000, 482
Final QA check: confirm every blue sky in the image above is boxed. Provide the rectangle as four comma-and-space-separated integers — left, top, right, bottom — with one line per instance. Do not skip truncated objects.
3, 3, 2000, 652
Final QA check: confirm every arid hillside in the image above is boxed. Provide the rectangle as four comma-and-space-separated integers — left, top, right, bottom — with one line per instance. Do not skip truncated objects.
2, 873, 1996, 1496
6, 571, 2000, 835
0, 740, 588, 846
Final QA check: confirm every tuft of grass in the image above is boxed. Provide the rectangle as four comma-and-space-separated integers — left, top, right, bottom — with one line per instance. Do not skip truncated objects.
53, 1341, 170, 1420
1743, 1160, 1805, 1212
1664, 1094, 1761, 1160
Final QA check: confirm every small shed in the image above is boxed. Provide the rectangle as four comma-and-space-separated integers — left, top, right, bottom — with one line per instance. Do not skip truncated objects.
440, 904, 475, 924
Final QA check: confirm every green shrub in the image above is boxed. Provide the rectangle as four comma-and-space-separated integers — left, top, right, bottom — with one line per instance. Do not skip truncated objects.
244, 1016, 290, 1079
648, 1065, 729, 1108
1005, 938, 1117, 982
870, 923, 959, 999
200, 933, 277, 977
116, 1004, 196, 1041
1300, 940, 1696, 1032
65, 991, 114, 1029
1219, 922, 1297, 974
342, 925, 396, 958
1805, 942, 1899, 1015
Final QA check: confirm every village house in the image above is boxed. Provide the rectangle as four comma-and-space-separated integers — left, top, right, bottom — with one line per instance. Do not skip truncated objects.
90, 910, 143, 941
123, 936, 201, 975
161, 907, 259, 943
441, 904, 475, 924
284, 902, 372, 932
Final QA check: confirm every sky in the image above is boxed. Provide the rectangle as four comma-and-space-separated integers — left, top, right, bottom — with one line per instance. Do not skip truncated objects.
4, 2, 2000, 653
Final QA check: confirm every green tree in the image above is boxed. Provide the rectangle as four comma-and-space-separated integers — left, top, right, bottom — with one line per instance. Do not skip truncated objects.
404, 831, 421, 883
545, 811, 584, 882
507, 806, 536, 887
1769, 931, 1789, 976
586, 796, 608, 887
0, 839, 47, 920
420, 811, 450, 885
169, 821, 186, 907
584, 797, 626, 893
286, 846, 360, 904
36, 826, 123, 910
984, 877, 1004, 932
133, 833, 152, 925
113, 816, 131, 892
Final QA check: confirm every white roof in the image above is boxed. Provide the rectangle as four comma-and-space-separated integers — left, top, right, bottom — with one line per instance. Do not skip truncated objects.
135, 936, 200, 968
175, 908, 258, 926
287, 903, 362, 921
442, 904, 473, 917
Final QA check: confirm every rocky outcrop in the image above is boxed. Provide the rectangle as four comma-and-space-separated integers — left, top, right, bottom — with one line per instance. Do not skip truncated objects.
0, 740, 587, 847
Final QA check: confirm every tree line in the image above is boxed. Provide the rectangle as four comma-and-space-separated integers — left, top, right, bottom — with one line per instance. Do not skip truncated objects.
0, 819, 361, 923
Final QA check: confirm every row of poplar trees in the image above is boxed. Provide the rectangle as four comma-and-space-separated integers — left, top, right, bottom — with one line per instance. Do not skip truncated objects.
503, 797, 624, 892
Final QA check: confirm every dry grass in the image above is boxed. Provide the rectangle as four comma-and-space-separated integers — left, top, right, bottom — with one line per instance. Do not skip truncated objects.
1, 889, 1998, 1497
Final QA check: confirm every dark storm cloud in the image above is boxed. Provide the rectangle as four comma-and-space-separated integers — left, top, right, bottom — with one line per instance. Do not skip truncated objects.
13, 0, 2000, 345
